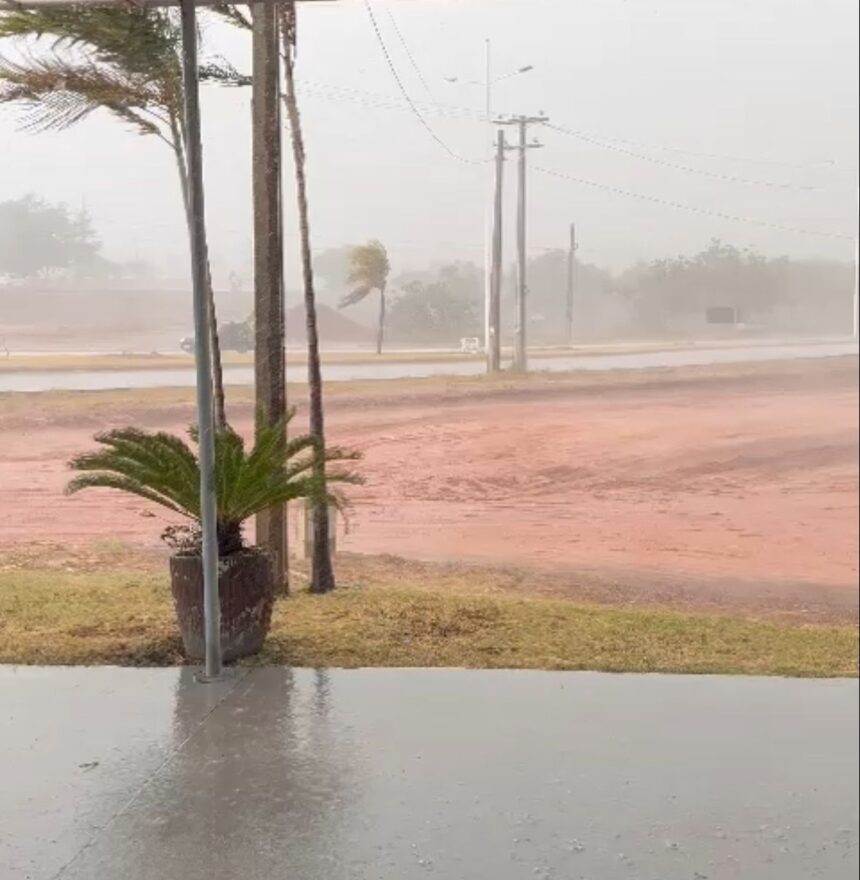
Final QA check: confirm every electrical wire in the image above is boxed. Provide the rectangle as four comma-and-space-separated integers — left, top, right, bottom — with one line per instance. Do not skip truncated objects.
545, 123, 822, 191
545, 122, 839, 171
532, 164, 854, 240
295, 77, 485, 122
362, 0, 486, 165
385, 6, 435, 100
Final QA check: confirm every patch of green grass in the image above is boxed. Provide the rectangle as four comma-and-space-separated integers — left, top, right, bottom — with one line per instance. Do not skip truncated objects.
0, 569, 855, 676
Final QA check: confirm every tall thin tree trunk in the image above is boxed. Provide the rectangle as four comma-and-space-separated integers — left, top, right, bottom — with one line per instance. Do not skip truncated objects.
280, 1, 335, 593
252, 3, 289, 592
376, 284, 386, 355
171, 131, 227, 429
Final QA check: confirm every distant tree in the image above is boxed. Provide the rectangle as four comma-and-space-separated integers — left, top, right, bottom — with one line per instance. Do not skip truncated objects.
340, 240, 390, 354
0, 195, 101, 278
388, 273, 482, 344
616, 239, 783, 331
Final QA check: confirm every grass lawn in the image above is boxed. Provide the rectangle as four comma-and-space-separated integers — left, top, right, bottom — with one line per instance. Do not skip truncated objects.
0, 567, 855, 677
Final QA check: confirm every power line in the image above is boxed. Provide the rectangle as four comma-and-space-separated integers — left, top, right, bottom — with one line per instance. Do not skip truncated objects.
545, 123, 823, 192
385, 6, 435, 100
532, 164, 854, 240
295, 77, 484, 121
363, 0, 485, 165
545, 122, 839, 172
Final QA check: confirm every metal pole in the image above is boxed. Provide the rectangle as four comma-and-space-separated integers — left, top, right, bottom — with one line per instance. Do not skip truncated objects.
179, 0, 221, 679
514, 117, 527, 371
853, 233, 858, 340
483, 38, 493, 370
489, 129, 505, 372
854, 186, 859, 340
566, 222, 576, 347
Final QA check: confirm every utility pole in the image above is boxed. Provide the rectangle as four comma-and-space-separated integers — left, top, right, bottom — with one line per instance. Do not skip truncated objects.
853, 233, 858, 340
853, 182, 859, 339
566, 222, 576, 347
483, 38, 492, 368
488, 129, 506, 372
499, 113, 547, 372
252, 4, 288, 592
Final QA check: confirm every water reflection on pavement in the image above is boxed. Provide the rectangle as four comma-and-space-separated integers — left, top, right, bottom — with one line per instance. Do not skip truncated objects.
1, 667, 857, 879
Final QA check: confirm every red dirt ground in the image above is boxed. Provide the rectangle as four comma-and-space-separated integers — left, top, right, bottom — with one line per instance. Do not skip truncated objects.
1, 359, 857, 619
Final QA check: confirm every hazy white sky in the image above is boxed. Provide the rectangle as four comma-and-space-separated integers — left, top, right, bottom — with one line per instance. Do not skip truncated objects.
1, 0, 857, 283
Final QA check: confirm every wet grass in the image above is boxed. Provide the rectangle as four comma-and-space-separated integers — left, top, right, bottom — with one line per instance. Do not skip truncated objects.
1, 568, 855, 676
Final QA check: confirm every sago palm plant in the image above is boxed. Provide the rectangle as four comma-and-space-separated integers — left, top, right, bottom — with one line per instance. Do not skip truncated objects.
66, 416, 361, 557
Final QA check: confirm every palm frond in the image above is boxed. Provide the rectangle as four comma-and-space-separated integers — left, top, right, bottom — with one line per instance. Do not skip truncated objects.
347, 240, 390, 291
0, 54, 163, 136
199, 57, 251, 88
339, 285, 373, 309
0, 8, 184, 130
210, 4, 252, 31
0, 8, 181, 79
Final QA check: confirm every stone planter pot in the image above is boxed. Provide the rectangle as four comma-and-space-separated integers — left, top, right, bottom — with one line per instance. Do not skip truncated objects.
169, 548, 274, 662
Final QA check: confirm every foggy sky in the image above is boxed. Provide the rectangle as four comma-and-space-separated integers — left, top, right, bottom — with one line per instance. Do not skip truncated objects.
1, 0, 857, 285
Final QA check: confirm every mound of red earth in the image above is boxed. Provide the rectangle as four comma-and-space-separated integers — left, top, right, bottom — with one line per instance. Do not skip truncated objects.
285, 303, 373, 347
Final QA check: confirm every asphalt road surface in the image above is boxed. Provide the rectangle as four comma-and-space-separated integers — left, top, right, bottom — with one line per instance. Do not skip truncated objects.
0, 340, 857, 392
1, 667, 857, 879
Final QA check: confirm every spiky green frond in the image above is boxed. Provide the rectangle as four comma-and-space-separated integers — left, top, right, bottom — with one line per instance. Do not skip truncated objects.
66, 417, 362, 552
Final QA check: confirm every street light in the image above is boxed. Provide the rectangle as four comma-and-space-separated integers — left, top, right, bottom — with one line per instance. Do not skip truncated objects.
444, 42, 533, 371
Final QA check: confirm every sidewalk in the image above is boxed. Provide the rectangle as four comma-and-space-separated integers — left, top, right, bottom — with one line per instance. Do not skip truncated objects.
2, 667, 857, 879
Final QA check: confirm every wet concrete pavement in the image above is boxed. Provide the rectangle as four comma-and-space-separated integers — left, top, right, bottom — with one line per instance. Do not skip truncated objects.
1, 667, 857, 879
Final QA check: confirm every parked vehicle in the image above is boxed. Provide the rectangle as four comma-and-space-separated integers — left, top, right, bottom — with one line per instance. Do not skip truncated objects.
180, 320, 253, 354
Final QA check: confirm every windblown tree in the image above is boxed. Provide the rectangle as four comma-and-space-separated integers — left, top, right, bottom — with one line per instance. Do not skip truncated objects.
0, 7, 228, 426
279, 1, 337, 593
340, 240, 391, 355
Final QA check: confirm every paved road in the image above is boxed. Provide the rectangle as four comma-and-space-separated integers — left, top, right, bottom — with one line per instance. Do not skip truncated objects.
0, 340, 857, 392
1, 667, 857, 879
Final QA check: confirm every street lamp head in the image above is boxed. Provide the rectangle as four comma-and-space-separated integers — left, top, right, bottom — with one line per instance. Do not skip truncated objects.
518, 65, 535, 74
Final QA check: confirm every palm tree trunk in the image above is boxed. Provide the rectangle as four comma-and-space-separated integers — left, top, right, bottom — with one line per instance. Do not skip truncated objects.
171, 132, 227, 429
280, 1, 335, 593
377, 285, 386, 355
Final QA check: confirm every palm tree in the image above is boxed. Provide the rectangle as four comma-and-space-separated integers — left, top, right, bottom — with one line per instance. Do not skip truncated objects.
279, 0, 336, 593
341, 240, 391, 355
0, 7, 228, 427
